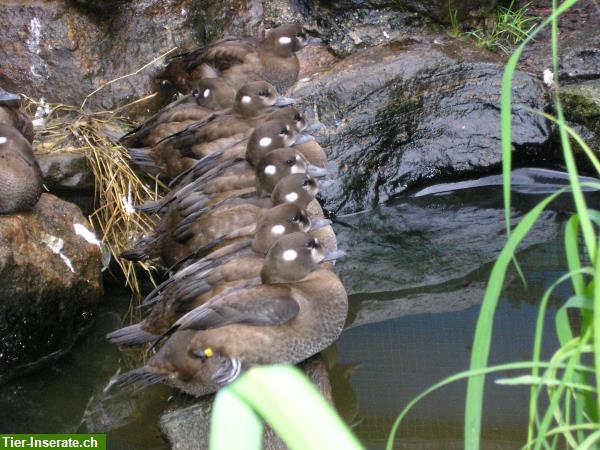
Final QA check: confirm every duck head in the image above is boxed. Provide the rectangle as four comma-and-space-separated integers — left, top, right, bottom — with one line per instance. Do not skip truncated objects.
260, 232, 342, 284
267, 107, 307, 133
263, 24, 320, 57
233, 81, 295, 117
253, 204, 332, 254
246, 120, 298, 166
190, 78, 236, 110
270, 173, 319, 209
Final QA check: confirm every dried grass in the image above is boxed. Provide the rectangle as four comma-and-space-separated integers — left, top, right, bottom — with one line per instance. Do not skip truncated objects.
23, 96, 165, 297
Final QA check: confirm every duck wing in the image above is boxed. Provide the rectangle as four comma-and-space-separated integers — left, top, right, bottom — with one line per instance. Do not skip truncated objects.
174, 284, 299, 331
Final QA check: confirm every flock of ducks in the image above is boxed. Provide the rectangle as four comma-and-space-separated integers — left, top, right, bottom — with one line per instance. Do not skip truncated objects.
0, 92, 43, 214
106, 24, 349, 397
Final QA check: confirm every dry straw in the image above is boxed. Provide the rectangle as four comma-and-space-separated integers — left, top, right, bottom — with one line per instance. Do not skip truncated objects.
23, 97, 164, 296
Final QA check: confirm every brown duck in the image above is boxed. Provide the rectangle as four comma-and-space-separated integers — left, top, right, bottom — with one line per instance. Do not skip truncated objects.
107, 204, 334, 345
120, 78, 236, 148
129, 81, 297, 178
122, 171, 322, 267
109, 232, 346, 397
0, 91, 34, 143
0, 124, 43, 214
159, 24, 321, 94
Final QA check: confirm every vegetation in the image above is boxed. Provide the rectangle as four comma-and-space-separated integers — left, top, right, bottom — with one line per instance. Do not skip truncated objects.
448, 1, 539, 54
25, 98, 162, 296
211, 1, 599, 449
391, 0, 600, 448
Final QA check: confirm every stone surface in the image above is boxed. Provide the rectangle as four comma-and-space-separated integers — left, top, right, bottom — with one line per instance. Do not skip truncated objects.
159, 357, 333, 450
520, 1, 600, 82
37, 152, 94, 191
0, 193, 103, 382
0, 0, 261, 114
292, 37, 551, 214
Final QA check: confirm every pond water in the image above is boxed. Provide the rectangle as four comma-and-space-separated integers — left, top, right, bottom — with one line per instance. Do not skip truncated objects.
0, 179, 591, 450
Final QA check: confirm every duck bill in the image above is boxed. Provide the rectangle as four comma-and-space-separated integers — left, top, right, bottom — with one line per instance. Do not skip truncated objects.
294, 133, 315, 145
309, 218, 332, 232
321, 249, 346, 262
275, 96, 296, 107
308, 36, 322, 45
303, 121, 325, 134
307, 164, 329, 178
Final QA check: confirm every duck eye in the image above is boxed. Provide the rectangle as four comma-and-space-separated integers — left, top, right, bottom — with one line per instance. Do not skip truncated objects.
292, 214, 301, 222
302, 180, 310, 187
285, 159, 295, 165
192, 88, 200, 96
297, 32, 306, 38
294, 114, 302, 121
280, 128, 288, 135
307, 238, 317, 248
259, 91, 270, 97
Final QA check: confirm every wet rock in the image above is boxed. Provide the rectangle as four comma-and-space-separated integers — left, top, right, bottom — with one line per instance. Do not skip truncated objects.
556, 79, 600, 166
520, 1, 600, 82
333, 189, 561, 328
291, 37, 551, 214
263, 1, 437, 57
394, 0, 499, 24
160, 357, 333, 450
0, 194, 103, 383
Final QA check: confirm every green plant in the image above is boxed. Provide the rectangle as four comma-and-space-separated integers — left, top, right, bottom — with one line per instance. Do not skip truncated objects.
209, 365, 364, 450
452, 1, 539, 54
389, 0, 600, 448
448, 4, 460, 38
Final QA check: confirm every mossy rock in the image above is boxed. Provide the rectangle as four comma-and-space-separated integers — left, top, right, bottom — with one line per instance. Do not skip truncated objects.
561, 80, 600, 135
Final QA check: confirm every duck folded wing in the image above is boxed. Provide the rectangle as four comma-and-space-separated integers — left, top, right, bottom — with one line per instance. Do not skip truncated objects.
175, 285, 299, 331
184, 39, 257, 72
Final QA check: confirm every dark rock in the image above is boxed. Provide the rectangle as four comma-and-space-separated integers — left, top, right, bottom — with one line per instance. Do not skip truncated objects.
0, 194, 103, 383
263, 1, 437, 57
37, 152, 94, 191
333, 189, 562, 328
159, 356, 333, 450
394, 0, 499, 23
291, 37, 551, 214
520, 1, 600, 82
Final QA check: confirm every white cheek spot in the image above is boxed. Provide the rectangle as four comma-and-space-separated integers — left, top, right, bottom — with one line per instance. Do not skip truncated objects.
203, 89, 211, 98
0, 137, 6, 144
264, 165, 277, 175
271, 225, 285, 235
291, 164, 304, 174
241, 95, 252, 104
285, 192, 299, 203
278, 36, 292, 45
283, 249, 297, 261
259, 137, 272, 147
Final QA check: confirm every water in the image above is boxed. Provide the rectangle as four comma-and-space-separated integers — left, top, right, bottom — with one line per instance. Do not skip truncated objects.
0, 182, 589, 449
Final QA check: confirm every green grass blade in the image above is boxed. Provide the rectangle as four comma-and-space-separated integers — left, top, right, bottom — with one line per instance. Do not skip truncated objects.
387, 360, 593, 449
528, 110, 600, 175
500, 0, 580, 236
210, 389, 264, 450
224, 365, 364, 450
464, 190, 564, 449
578, 429, 600, 450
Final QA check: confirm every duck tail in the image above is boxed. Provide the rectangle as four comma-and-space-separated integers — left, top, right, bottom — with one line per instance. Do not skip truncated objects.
120, 236, 157, 261
129, 147, 158, 168
104, 367, 165, 393
106, 324, 159, 346
136, 200, 163, 215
